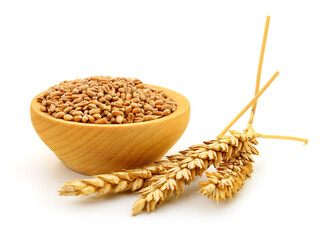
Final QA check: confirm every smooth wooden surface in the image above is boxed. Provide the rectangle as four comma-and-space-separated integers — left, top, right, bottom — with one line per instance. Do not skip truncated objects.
30, 85, 190, 175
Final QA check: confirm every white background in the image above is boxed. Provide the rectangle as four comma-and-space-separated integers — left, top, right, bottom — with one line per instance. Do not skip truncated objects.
1, 0, 333, 239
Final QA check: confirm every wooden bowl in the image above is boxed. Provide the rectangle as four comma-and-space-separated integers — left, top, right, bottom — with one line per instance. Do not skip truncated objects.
30, 85, 190, 175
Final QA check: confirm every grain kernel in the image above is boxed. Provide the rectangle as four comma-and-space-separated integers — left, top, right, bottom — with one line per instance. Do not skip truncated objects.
132, 108, 140, 114
73, 115, 83, 122
82, 115, 89, 123
72, 111, 83, 116
50, 104, 56, 112
144, 104, 153, 111
155, 100, 164, 105
156, 105, 164, 111
125, 106, 132, 116
63, 114, 73, 121
64, 107, 73, 113
143, 115, 154, 121
163, 104, 172, 109
87, 90, 96, 97
152, 111, 163, 116
116, 116, 123, 124
88, 104, 97, 109
96, 118, 107, 124
112, 110, 123, 117
105, 94, 112, 101
86, 115, 94, 123
128, 113, 134, 123
134, 117, 143, 123
55, 112, 65, 119
92, 114, 102, 119
163, 109, 171, 116
132, 97, 140, 103
89, 108, 101, 115
136, 113, 145, 118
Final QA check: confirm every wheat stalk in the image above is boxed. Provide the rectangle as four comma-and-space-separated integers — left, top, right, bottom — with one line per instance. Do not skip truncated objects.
198, 16, 307, 203
247, 16, 271, 127
197, 17, 276, 203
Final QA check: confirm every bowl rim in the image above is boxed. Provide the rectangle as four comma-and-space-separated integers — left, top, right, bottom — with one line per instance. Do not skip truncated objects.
31, 84, 190, 129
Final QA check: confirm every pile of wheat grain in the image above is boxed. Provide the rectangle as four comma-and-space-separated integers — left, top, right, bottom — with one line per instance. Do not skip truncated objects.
37, 76, 177, 124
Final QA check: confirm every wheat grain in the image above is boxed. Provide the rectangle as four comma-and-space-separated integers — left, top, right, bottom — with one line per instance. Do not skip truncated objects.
38, 76, 177, 124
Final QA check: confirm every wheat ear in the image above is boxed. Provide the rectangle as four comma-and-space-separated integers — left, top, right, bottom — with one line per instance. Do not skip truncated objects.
59, 161, 169, 197
131, 130, 258, 215
197, 128, 257, 201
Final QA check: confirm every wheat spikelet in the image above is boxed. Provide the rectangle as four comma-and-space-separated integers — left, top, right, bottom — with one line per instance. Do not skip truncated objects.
132, 130, 258, 215
59, 161, 169, 197
198, 153, 254, 202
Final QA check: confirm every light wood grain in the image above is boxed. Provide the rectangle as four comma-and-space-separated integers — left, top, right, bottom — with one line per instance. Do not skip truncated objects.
30, 84, 190, 175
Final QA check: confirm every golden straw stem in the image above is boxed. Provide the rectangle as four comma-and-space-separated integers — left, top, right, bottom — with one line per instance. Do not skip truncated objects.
217, 71, 279, 139
255, 133, 309, 143
248, 16, 271, 126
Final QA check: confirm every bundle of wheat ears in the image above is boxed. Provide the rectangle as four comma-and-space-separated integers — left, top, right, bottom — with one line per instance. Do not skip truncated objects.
59, 16, 308, 215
